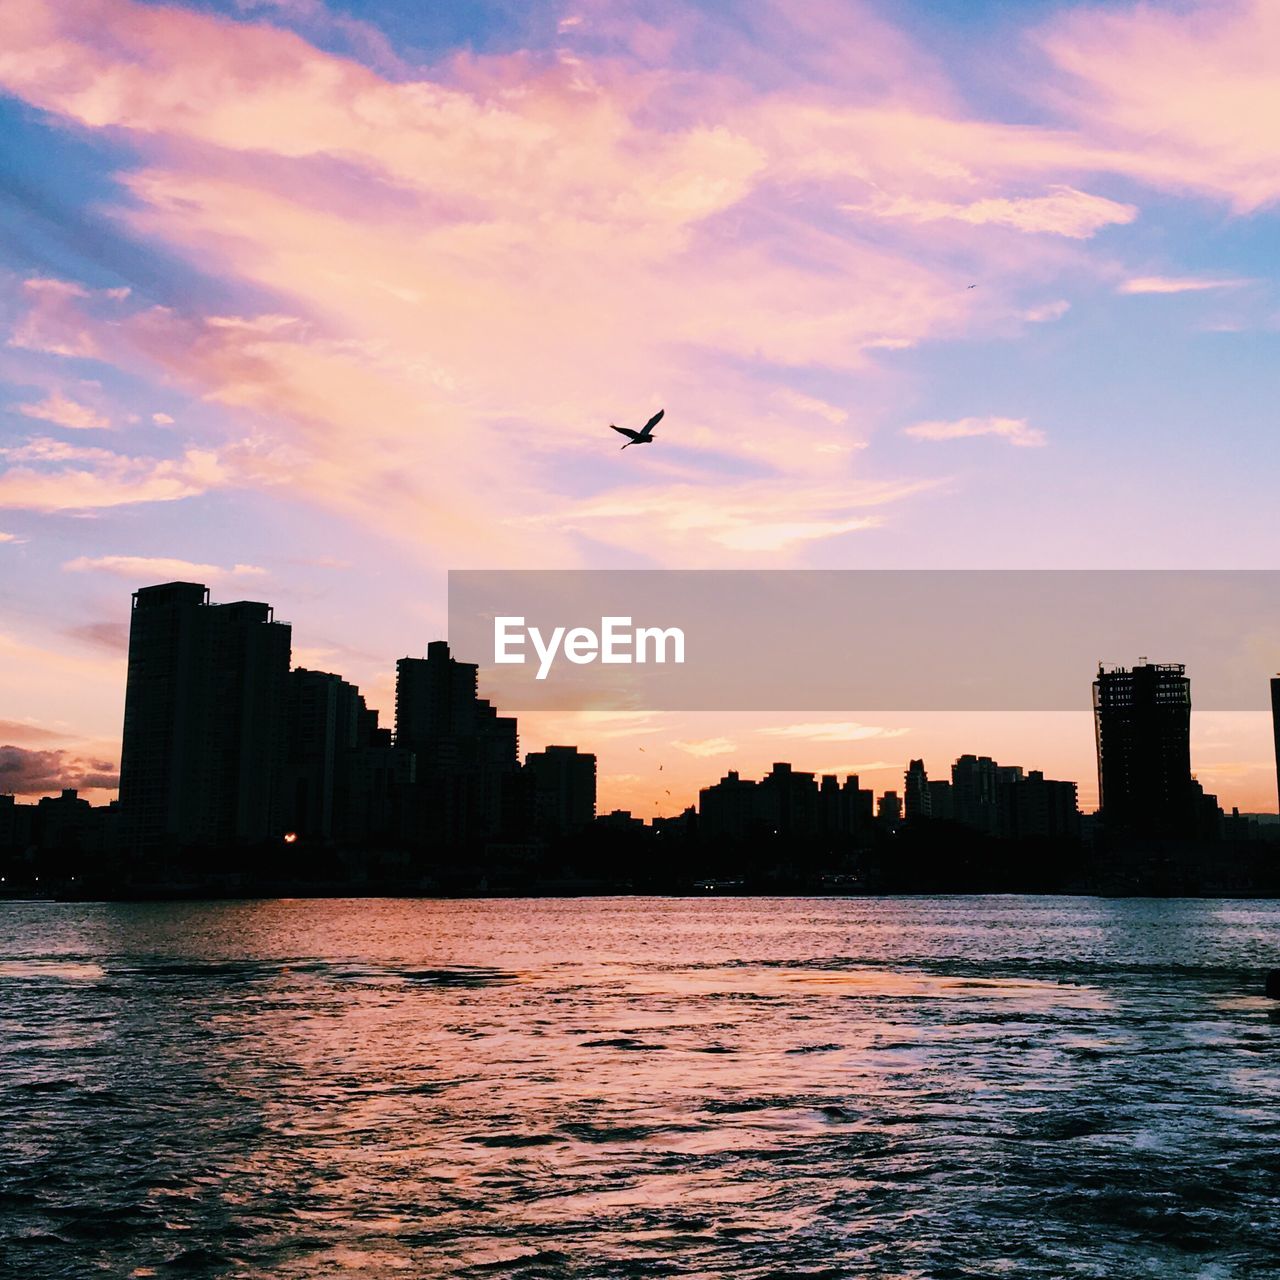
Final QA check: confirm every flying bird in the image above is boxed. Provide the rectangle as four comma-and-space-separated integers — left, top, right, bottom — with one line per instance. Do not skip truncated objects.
610, 409, 664, 450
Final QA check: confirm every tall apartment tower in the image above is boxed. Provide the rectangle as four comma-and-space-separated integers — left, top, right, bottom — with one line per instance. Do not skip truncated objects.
1271, 675, 1280, 816
119, 582, 291, 851
395, 640, 519, 843
1093, 661, 1193, 836
395, 640, 517, 770
904, 759, 932, 821
285, 668, 365, 840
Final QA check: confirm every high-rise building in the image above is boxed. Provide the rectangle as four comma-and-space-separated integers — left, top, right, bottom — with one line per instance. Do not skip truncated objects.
756, 763, 819, 837
904, 759, 931, 821
524, 745, 597, 837
927, 779, 955, 821
1093, 661, 1194, 836
1003, 771, 1080, 840
951, 755, 1019, 834
1272, 676, 1280, 816
396, 641, 517, 768
285, 669, 413, 844
119, 582, 291, 850
877, 790, 901, 831
699, 770, 760, 839
395, 640, 519, 844
285, 669, 363, 840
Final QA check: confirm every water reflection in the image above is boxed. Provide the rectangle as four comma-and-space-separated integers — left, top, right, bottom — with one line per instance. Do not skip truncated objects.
1, 896, 1278, 1277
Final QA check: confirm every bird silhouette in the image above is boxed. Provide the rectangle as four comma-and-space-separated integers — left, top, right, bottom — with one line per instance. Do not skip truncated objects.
610, 409, 664, 449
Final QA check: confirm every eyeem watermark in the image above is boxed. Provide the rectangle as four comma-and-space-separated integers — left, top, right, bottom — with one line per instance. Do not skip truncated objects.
494, 616, 685, 680
450, 570, 1280, 710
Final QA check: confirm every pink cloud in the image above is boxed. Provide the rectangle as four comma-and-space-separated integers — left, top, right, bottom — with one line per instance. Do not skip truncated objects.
1039, 0, 1280, 212
14, 389, 110, 430
9, 278, 103, 358
856, 185, 1137, 239
535, 476, 938, 561
0, 434, 229, 512
904, 417, 1046, 448
63, 555, 268, 582
0, 0, 1265, 572
1119, 276, 1251, 295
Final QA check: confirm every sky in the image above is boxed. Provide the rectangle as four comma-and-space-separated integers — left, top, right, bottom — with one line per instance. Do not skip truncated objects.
1, 0, 1278, 816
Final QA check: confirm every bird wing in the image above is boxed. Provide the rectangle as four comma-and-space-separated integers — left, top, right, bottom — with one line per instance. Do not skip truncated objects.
641, 408, 665, 436
611, 425, 642, 440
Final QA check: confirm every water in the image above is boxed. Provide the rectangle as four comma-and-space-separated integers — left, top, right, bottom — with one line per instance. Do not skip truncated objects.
2, 896, 1278, 1279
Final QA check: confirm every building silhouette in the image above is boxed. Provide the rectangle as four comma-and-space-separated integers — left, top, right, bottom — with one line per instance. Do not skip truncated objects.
757, 763, 819, 837
877, 790, 901, 832
698, 770, 759, 839
904, 759, 931, 821
928, 779, 955, 821
285, 668, 412, 844
1093, 661, 1198, 837
524, 745, 597, 837
1004, 770, 1080, 841
395, 640, 519, 845
951, 754, 1024, 835
700, 767, 872, 843
1272, 675, 1280, 815
900, 754, 1078, 839
119, 582, 291, 850
17, 579, 1272, 895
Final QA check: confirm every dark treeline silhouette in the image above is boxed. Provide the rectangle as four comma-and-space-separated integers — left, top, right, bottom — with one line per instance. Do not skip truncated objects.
2, 584, 1279, 899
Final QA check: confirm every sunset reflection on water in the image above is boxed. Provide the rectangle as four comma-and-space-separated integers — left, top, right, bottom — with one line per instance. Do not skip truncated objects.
2, 895, 1278, 1278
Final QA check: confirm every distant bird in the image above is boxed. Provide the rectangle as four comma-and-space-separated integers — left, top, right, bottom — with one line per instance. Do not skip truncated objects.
967, 284, 977, 290
610, 409, 664, 450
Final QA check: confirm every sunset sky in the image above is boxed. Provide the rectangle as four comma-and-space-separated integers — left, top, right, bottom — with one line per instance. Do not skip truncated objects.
1, 0, 1278, 815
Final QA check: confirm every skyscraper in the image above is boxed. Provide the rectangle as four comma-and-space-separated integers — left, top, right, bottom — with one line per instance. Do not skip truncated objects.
904, 759, 931, 821
119, 582, 291, 850
1093, 661, 1194, 836
1272, 675, 1280, 815
395, 640, 519, 844
285, 668, 364, 840
395, 641, 517, 770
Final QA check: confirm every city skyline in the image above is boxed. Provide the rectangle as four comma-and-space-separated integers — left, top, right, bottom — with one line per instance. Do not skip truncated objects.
5, 578, 1279, 837
3, 0, 1280, 814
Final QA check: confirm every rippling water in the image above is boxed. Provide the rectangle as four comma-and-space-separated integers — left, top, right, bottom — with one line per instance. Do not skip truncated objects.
2, 896, 1279, 1278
